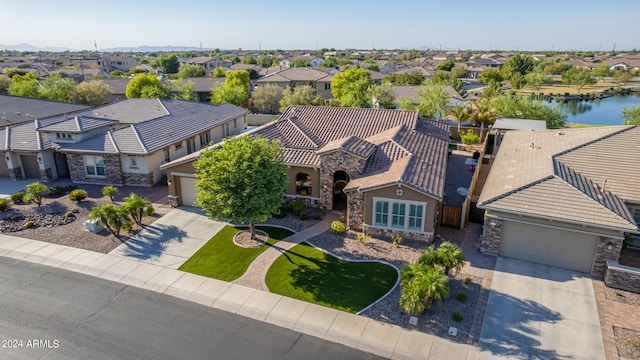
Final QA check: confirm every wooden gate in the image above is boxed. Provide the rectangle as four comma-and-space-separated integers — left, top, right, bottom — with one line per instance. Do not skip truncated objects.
441, 205, 462, 228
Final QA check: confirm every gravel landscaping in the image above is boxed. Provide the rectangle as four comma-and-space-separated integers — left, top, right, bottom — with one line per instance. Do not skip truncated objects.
604, 286, 640, 307
614, 327, 640, 360
307, 230, 484, 343
0, 183, 170, 253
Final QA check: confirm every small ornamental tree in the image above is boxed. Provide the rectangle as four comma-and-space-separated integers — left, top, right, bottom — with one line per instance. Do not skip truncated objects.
194, 135, 288, 239
102, 185, 118, 202
23, 182, 47, 207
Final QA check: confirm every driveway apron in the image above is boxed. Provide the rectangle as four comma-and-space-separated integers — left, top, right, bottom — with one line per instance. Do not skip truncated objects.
479, 257, 605, 359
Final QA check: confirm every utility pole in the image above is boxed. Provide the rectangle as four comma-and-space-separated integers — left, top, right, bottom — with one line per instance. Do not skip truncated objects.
94, 40, 97, 53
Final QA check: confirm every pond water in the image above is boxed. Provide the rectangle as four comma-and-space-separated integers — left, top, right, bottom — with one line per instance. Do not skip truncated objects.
557, 94, 640, 125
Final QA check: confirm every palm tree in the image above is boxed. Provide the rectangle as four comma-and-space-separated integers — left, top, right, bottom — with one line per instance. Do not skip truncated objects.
89, 203, 132, 236
102, 185, 118, 202
446, 104, 469, 133
23, 182, 47, 207
122, 193, 154, 226
399, 264, 449, 315
436, 241, 465, 276
418, 245, 439, 268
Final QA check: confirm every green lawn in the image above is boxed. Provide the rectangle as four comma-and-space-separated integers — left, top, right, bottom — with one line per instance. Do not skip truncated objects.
265, 242, 398, 313
179, 226, 294, 282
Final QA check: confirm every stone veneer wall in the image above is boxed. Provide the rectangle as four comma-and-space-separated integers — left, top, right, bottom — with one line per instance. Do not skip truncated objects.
605, 260, 640, 293
591, 236, 623, 277
9, 167, 23, 180
318, 151, 366, 210
40, 168, 53, 182
283, 194, 321, 208
123, 172, 155, 187
363, 224, 433, 242
67, 153, 124, 185
479, 217, 503, 255
346, 191, 365, 230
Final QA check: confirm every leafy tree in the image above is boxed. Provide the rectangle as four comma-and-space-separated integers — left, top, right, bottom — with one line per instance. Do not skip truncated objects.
478, 68, 504, 84
89, 203, 132, 236
224, 70, 250, 89
417, 84, 450, 118
593, 63, 612, 80
383, 71, 424, 85
370, 84, 395, 109
279, 85, 322, 112
509, 72, 526, 90
425, 71, 463, 93
257, 56, 274, 68
213, 66, 226, 77
39, 74, 76, 102
243, 54, 256, 65
524, 70, 553, 91
210, 83, 247, 106
613, 70, 633, 85
73, 80, 111, 106
109, 70, 127, 79
467, 100, 497, 137
23, 182, 47, 207
252, 84, 284, 114
446, 104, 469, 132
125, 74, 170, 99
129, 67, 146, 75
399, 262, 449, 315
123, 193, 154, 226
152, 53, 180, 74
396, 97, 416, 111
561, 68, 596, 93
482, 80, 502, 99
194, 135, 288, 239
543, 62, 572, 75
8, 73, 40, 98
365, 64, 380, 72
490, 95, 566, 128
436, 60, 455, 71
174, 78, 196, 101
331, 68, 371, 106
501, 54, 536, 79
177, 64, 206, 78
291, 59, 309, 68
451, 66, 469, 79
622, 104, 640, 125
3, 67, 30, 79
0, 74, 11, 93
340, 77, 373, 108
102, 185, 118, 202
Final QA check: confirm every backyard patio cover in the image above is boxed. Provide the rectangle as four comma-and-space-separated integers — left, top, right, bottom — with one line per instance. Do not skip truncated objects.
492, 118, 547, 131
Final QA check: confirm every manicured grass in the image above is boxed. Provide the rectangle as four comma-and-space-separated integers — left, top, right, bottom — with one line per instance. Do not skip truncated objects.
568, 123, 607, 128
265, 242, 398, 313
179, 226, 294, 282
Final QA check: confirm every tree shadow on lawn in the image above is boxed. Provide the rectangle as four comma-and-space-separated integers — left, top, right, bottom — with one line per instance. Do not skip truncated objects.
118, 223, 187, 260
280, 244, 398, 313
479, 290, 566, 360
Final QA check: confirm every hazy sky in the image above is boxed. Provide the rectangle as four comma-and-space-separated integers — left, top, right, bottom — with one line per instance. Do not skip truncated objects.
1, 0, 638, 51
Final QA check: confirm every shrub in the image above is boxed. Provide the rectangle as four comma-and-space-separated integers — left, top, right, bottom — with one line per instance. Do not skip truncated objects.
11, 191, 25, 204
65, 211, 75, 218
463, 277, 473, 284
102, 185, 118, 202
23, 182, 47, 206
456, 292, 468, 302
357, 232, 369, 245
392, 234, 403, 247
23, 220, 35, 229
452, 312, 463, 322
272, 205, 287, 218
10, 215, 19, 221
0, 198, 12, 212
298, 209, 309, 220
331, 221, 346, 234
291, 199, 306, 216
460, 129, 480, 145
69, 189, 88, 203
312, 213, 323, 220
47, 186, 64, 197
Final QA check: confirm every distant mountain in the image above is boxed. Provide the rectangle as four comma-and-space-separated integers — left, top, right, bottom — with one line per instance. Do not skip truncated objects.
0, 43, 74, 52
100, 45, 214, 53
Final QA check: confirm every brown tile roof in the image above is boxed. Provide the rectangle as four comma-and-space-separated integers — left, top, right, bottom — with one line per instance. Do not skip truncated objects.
479, 126, 640, 231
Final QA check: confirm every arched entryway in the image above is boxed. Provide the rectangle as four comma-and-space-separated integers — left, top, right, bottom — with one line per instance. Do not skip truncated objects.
333, 171, 349, 210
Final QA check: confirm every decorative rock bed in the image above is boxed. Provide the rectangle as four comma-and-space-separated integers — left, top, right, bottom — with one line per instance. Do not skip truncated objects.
233, 229, 269, 248
0, 212, 76, 232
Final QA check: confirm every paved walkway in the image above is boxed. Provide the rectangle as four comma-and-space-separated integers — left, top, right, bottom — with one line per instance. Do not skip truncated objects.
0, 233, 506, 359
234, 212, 340, 291
109, 207, 226, 269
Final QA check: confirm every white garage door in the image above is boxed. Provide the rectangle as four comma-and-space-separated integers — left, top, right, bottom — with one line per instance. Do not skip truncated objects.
500, 221, 598, 273
179, 176, 198, 206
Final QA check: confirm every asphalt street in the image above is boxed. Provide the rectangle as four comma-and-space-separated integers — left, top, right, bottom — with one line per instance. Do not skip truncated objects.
0, 257, 383, 360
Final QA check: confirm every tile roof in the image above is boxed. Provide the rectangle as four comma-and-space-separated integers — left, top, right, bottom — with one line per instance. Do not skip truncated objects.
36, 116, 117, 133
255, 67, 334, 83
251, 106, 449, 199
0, 94, 90, 127
478, 126, 640, 231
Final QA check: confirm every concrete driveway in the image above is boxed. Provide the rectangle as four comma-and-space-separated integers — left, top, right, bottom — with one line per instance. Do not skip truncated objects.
479, 257, 605, 360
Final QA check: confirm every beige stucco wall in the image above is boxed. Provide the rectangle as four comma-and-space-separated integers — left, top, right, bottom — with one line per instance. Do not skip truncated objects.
286, 166, 320, 198
363, 185, 438, 234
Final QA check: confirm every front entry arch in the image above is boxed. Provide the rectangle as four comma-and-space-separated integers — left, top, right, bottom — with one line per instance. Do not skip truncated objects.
333, 171, 349, 210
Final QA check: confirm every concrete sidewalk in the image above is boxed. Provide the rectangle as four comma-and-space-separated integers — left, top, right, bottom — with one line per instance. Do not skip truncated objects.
109, 207, 226, 269
0, 234, 503, 359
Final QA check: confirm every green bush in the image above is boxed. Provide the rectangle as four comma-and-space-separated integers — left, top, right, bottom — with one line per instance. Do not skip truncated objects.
331, 221, 346, 234
69, 189, 88, 203
463, 277, 473, 284
23, 220, 35, 229
392, 234, 403, 247
456, 292, 468, 302
272, 202, 288, 218
47, 186, 64, 197
65, 211, 75, 218
452, 312, 463, 322
357, 232, 369, 245
11, 192, 25, 204
291, 199, 306, 216
298, 209, 309, 220
461, 129, 480, 145
0, 198, 12, 212
312, 213, 323, 220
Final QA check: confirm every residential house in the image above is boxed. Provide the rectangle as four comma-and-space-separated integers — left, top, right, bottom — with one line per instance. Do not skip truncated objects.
97, 56, 139, 72
182, 57, 231, 73
309, 58, 325, 68
181, 77, 225, 102
478, 126, 640, 276
391, 85, 464, 108
605, 57, 640, 71
162, 106, 450, 242
48, 99, 249, 187
254, 67, 338, 99
279, 59, 291, 68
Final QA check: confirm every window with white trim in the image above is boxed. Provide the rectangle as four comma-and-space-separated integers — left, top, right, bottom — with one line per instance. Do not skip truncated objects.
200, 131, 211, 147
372, 197, 426, 232
129, 156, 138, 168
187, 138, 196, 154
84, 155, 105, 177
163, 149, 170, 163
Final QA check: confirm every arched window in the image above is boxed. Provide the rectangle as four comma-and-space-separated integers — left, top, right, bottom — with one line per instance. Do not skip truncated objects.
295, 173, 312, 196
